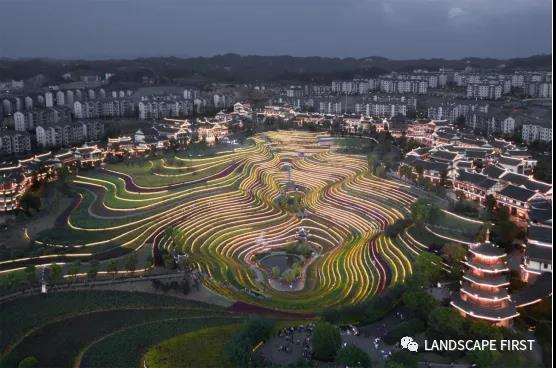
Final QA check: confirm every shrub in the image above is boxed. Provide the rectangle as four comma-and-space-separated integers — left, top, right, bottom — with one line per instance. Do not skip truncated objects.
312, 321, 341, 361
225, 317, 274, 367
336, 344, 371, 367
401, 289, 438, 321
18, 356, 39, 368
387, 350, 417, 368
384, 319, 426, 345
385, 219, 411, 238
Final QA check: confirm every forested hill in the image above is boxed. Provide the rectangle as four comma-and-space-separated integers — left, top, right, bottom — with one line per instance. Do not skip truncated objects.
0, 54, 551, 85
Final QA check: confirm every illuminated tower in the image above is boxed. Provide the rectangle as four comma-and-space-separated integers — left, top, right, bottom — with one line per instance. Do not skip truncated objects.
451, 231, 518, 327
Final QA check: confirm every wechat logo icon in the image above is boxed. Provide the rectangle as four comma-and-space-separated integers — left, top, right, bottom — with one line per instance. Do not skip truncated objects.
401, 336, 418, 352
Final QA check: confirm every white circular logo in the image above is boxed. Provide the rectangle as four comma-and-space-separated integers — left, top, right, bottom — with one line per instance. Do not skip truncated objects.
401, 336, 419, 352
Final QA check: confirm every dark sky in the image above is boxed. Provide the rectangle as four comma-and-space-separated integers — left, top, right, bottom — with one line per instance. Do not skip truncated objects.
0, 0, 552, 59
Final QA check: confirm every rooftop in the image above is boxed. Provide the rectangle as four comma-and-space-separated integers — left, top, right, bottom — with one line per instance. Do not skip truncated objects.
482, 164, 506, 179
469, 241, 507, 258
463, 271, 509, 287
498, 184, 538, 203
499, 172, 552, 193
451, 295, 518, 321
527, 225, 552, 245
456, 170, 498, 190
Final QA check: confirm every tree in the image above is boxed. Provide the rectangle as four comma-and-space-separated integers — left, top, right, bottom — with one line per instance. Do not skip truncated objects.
225, 317, 274, 367
414, 164, 424, 181
385, 362, 405, 368
24, 265, 36, 286
412, 252, 443, 287
441, 243, 466, 278
492, 208, 523, 249
409, 199, 436, 225
225, 335, 251, 367
0, 271, 26, 292
467, 320, 503, 341
367, 156, 377, 172
468, 349, 499, 368
107, 260, 119, 278
402, 289, 438, 320
282, 268, 296, 284
17, 357, 39, 368
484, 194, 496, 215
56, 166, 71, 183
439, 169, 448, 186
399, 165, 413, 180
374, 165, 386, 178
312, 321, 341, 361
455, 115, 466, 130
387, 351, 417, 368
163, 254, 176, 270
67, 261, 81, 280
49, 263, 63, 285
165, 226, 181, 250
336, 344, 371, 368
125, 254, 138, 273
271, 266, 281, 278
385, 219, 411, 238
144, 255, 154, 271
177, 257, 189, 271
87, 260, 99, 281
427, 306, 464, 340
20, 192, 41, 212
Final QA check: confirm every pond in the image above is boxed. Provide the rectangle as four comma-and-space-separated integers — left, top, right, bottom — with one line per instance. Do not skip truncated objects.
259, 253, 303, 273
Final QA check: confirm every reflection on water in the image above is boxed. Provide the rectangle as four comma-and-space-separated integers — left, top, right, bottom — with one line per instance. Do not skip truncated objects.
259, 254, 302, 273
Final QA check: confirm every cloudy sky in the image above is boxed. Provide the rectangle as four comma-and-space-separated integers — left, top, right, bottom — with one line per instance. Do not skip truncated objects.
0, 0, 552, 59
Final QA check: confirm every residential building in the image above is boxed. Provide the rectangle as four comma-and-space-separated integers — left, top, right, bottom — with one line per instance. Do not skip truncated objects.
0, 130, 32, 155
522, 124, 552, 143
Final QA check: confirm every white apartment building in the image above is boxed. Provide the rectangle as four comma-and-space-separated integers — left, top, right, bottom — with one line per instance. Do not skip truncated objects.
56, 90, 65, 106
138, 100, 191, 120
511, 74, 525, 88
66, 90, 74, 106
500, 117, 516, 135
355, 103, 407, 118
24, 96, 33, 110
13, 111, 31, 131
319, 101, 342, 114
522, 124, 552, 143
45, 92, 54, 107
467, 84, 503, 100
0, 131, 32, 155
35, 121, 104, 148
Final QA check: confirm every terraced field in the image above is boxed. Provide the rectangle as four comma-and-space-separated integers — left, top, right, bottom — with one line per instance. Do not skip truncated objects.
32, 131, 425, 311
0, 291, 239, 368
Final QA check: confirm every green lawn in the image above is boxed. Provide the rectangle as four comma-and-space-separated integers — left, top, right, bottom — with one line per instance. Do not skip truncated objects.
0, 290, 220, 355
143, 324, 241, 368
427, 210, 483, 243
80, 317, 241, 368
1, 309, 212, 368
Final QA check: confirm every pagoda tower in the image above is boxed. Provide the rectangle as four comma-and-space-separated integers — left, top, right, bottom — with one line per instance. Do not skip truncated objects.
451, 230, 518, 327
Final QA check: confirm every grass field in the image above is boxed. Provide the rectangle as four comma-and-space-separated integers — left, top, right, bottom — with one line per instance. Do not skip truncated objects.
0, 290, 235, 368
143, 324, 241, 368
427, 209, 483, 243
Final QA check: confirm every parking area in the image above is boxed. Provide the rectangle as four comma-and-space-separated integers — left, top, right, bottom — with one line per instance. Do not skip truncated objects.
259, 314, 405, 366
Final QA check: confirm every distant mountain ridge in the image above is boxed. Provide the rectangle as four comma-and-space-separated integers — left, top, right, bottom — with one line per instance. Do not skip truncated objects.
0, 54, 551, 85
